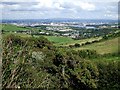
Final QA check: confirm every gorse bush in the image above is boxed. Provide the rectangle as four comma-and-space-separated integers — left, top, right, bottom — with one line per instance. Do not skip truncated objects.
2, 34, 53, 88
78, 50, 99, 59
96, 60, 120, 90
2, 34, 120, 89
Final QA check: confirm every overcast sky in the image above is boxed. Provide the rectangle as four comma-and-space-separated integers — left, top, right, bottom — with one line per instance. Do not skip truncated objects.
0, 0, 119, 20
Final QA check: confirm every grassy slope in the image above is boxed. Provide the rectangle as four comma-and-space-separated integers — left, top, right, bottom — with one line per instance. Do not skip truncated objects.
1, 24, 39, 32
64, 37, 102, 46
44, 36, 74, 45
92, 56, 119, 62
2, 24, 29, 31
75, 37, 119, 54
45, 36, 102, 46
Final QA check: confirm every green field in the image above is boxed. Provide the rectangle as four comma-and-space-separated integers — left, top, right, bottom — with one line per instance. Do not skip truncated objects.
45, 35, 119, 55
45, 36, 102, 46
1, 24, 29, 31
64, 37, 102, 46
1, 24, 39, 32
44, 36, 74, 44
92, 56, 119, 61
75, 37, 119, 54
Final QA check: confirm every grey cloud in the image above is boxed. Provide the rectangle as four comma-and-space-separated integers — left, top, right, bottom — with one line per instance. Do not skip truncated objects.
10, 9, 39, 11
0, 2, 18, 5
1, 1, 118, 20
0, 2, 38, 6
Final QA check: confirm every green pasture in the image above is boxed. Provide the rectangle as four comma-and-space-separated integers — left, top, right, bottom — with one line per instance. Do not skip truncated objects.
44, 36, 102, 46
75, 37, 119, 54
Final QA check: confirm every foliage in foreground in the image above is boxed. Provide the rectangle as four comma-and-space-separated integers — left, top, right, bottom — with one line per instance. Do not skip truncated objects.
2, 34, 120, 89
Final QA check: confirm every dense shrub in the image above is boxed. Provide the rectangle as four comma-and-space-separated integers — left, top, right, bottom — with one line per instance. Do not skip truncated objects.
96, 60, 120, 90
2, 34, 120, 89
85, 42, 91, 45
74, 43, 80, 47
78, 50, 98, 59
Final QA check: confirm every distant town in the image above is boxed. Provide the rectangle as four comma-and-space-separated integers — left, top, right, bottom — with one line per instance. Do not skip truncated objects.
1, 19, 118, 39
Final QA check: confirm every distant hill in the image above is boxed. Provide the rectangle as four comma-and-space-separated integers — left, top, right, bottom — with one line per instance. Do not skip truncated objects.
2, 19, 117, 24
